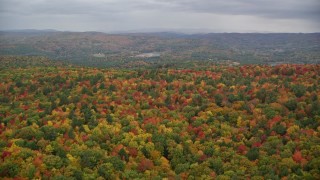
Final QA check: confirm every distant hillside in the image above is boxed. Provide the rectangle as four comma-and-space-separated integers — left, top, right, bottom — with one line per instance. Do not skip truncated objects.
2, 29, 59, 33
0, 31, 319, 67
0, 56, 68, 69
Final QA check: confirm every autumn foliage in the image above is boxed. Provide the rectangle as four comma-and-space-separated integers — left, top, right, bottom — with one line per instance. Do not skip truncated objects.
0, 62, 319, 179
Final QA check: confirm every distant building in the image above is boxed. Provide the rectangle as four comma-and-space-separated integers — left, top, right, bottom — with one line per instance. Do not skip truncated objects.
232, 62, 240, 66
135, 52, 160, 58
93, 53, 105, 58
223, 60, 240, 66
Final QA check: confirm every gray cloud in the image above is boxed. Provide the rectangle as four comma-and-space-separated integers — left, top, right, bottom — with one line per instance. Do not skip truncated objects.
0, 0, 319, 32
156, 0, 320, 19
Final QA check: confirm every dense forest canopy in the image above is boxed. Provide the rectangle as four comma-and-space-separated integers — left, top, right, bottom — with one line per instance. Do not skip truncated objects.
0, 56, 319, 179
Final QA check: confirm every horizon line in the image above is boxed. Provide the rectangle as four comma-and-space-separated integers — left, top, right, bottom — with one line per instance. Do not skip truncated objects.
1, 28, 320, 34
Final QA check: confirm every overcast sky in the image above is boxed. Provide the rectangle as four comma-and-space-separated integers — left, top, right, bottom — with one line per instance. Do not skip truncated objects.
0, 0, 319, 33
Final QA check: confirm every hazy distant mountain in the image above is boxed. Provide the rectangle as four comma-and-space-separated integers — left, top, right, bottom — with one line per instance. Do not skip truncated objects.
1, 29, 59, 33
0, 31, 319, 67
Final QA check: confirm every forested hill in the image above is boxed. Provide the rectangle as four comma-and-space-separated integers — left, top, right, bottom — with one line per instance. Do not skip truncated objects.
0, 56, 68, 69
1, 31, 319, 67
